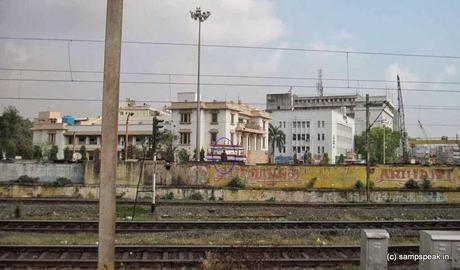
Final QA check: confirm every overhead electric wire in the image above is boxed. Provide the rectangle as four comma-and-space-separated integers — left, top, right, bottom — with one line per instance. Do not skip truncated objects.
2, 67, 460, 86
2, 77, 460, 93
2, 36, 460, 60
2, 96, 460, 112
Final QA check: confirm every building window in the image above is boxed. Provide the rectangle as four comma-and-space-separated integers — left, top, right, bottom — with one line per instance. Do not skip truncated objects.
293, 146, 296, 152
322, 133, 325, 141
301, 146, 305, 152
78, 136, 86, 145
306, 134, 310, 141
180, 113, 191, 124
317, 146, 321, 154
306, 146, 310, 152
298, 147, 301, 153
302, 121, 305, 128
231, 114, 235, 125
89, 136, 97, 145
293, 134, 296, 141
48, 133, 56, 144
283, 147, 286, 153
322, 121, 325, 128
322, 146, 325, 153
180, 132, 190, 145
307, 121, 310, 128
297, 134, 301, 140
318, 120, 321, 128
279, 121, 282, 127
211, 112, 218, 124
317, 133, 321, 141
210, 132, 217, 144
283, 122, 286, 128
293, 121, 297, 128
297, 121, 301, 127
301, 134, 305, 141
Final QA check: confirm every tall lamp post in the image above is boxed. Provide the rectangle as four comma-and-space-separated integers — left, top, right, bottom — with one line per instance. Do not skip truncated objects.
124, 112, 134, 160
190, 6, 210, 161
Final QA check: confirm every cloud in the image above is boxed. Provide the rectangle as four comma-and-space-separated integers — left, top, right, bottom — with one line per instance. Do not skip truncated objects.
385, 63, 419, 82
336, 30, 355, 41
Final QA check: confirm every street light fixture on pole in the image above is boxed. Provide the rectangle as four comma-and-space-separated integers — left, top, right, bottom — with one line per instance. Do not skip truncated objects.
190, 6, 210, 161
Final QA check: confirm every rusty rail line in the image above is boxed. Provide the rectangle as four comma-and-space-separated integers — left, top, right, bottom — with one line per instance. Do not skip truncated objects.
0, 219, 459, 233
0, 244, 418, 269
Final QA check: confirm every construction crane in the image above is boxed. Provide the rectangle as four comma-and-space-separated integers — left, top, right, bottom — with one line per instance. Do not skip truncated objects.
397, 75, 409, 163
417, 120, 432, 165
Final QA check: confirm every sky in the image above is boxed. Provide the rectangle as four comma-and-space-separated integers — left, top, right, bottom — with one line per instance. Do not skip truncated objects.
1, 0, 460, 137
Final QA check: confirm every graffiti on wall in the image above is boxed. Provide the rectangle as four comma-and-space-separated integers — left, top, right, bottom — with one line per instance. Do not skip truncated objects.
376, 167, 455, 184
213, 165, 303, 186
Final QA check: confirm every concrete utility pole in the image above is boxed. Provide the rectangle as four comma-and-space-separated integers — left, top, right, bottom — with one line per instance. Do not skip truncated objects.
190, 6, 211, 162
365, 94, 370, 202
98, 0, 123, 269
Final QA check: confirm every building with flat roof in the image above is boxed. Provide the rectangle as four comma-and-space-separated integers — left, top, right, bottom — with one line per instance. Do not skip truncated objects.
266, 90, 395, 136
169, 92, 271, 164
31, 99, 170, 160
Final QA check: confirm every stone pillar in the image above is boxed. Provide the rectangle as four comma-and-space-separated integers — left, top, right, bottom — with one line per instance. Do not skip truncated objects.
360, 229, 389, 270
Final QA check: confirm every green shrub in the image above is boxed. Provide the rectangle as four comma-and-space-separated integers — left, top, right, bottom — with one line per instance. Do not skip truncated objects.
49, 145, 58, 160
227, 176, 245, 189
189, 192, 203, 201
369, 181, 375, 190
404, 179, 420, 189
33, 145, 42, 160
161, 192, 174, 200
354, 180, 365, 190
11, 175, 39, 184
421, 178, 432, 190
54, 177, 72, 186
63, 147, 71, 161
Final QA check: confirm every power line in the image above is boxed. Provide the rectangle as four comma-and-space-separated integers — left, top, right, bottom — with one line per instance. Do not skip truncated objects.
2, 96, 460, 111
2, 67, 460, 86
2, 36, 460, 60
2, 77, 460, 93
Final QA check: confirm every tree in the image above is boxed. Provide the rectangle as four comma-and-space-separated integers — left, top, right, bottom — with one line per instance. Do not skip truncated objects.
49, 145, 58, 161
200, 148, 205, 162
293, 153, 298, 164
268, 123, 286, 163
337, 154, 345, 164
177, 148, 190, 163
320, 153, 330, 165
5, 141, 17, 159
303, 152, 312, 165
79, 145, 88, 161
63, 147, 71, 161
33, 145, 42, 160
157, 130, 177, 162
0, 106, 32, 158
355, 127, 401, 164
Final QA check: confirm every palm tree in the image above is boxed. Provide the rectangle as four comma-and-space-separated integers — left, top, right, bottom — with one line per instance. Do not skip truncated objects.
268, 123, 286, 163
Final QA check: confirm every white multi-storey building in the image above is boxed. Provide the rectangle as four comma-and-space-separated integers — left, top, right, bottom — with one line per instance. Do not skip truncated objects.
266, 91, 395, 136
270, 108, 354, 164
169, 92, 271, 164
31, 99, 170, 160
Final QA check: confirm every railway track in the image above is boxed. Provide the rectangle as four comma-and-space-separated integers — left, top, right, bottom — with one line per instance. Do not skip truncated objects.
0, 244, 419, 269
1, 219, 459, 232
1, 197, 460, 208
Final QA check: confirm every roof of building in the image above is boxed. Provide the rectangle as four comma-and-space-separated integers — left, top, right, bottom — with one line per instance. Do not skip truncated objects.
169, 100, 271, 119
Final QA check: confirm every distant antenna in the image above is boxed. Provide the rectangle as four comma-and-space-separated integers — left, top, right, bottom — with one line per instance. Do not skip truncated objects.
316, 69, 324, 96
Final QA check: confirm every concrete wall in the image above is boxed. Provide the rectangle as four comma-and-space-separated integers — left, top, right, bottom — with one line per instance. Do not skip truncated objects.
0, 162, 84, 183
2, 161, 459, 190
1, 184, 460, 203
